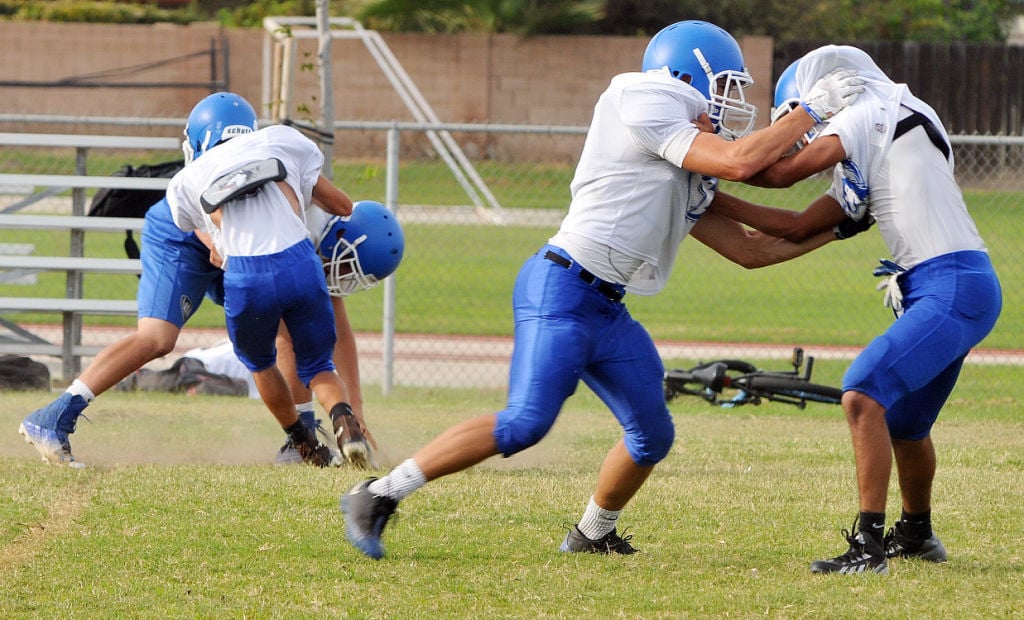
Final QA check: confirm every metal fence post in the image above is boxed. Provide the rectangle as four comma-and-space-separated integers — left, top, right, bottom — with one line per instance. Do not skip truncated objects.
64, 146, 88, 380
381, 124, 400, 395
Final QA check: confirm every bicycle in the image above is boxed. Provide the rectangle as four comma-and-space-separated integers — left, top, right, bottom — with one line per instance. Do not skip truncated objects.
663, 347, 843, 409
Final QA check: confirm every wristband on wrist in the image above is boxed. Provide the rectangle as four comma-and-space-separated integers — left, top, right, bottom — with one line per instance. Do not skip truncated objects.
800, 101, 823, 124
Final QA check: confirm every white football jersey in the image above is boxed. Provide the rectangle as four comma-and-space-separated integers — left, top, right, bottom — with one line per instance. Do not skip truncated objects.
551, 69, 716, 296
167, 124, 324, 265
800, 45, 986, 268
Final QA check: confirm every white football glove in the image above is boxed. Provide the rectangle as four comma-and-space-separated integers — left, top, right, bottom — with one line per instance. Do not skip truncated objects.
801, 68, 864, 123
873, 259, 906, 317
876, 274, 904, 317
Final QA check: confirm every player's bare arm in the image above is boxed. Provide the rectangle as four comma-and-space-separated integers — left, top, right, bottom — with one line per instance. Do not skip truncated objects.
746, 133, 848, 188
711, 192, 847, 242
690, 204, 834, 268
192, 229, 224, 269
311, 175, 353, 217
683, 68, 862, 181
685, 105, 822, 180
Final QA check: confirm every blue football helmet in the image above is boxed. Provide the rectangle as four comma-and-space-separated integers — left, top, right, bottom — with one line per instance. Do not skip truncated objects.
770, 59, 821, 149
641, 20, 756, 140
182, 92, 259, 164
771, 60, 801, 124
317, 200, 405, 296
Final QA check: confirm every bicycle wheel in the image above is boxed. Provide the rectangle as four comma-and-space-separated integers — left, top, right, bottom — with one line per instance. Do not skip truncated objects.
741, 375, 843, 405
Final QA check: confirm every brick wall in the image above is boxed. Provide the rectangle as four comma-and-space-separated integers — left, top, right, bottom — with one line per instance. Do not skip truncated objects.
0, 22, 774, 157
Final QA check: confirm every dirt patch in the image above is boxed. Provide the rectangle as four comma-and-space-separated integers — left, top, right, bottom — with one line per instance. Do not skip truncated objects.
0, 475, 97, 574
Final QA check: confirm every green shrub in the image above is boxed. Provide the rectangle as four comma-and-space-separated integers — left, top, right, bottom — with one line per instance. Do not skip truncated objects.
0, 0, 364, 27
216, 0, 315, 28
0, 0, 195, 24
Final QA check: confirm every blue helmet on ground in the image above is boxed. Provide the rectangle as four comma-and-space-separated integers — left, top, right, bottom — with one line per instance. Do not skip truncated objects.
641, 20, 756, 140
317, 200, 405, 296
182, 92, 258, 164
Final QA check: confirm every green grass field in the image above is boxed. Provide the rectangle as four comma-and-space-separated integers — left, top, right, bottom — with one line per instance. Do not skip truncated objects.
2, 376, 1022, 617
1, 187, 1020, 351
3, 160, 1022, 614
2, 153, 1020, 351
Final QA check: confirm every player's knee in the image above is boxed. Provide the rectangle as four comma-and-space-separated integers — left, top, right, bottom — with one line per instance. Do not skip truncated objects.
136, 320, 181, 357
842, 389, 871, 408
887, 420, 930, 442
296, 360, 334, 387
842, 390, 885, 423
885, 406, 936, 442
493, 409, 557, 456
627, 419, 675, 466
135, 333, 177, 357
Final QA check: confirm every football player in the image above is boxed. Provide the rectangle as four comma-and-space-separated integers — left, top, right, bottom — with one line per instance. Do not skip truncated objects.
339, 20, 864, 560
275, 200, 405, 465
716, 46, 1002, 574
20, 95, 400, 470
164, 93, 375, 468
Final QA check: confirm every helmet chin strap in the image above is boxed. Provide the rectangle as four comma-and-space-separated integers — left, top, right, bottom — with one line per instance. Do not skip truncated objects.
198, 131, 213, 158
691, 47, 714, 97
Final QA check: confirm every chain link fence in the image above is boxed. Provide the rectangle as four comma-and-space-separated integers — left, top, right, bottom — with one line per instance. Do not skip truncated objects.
1, 121, 1020, 394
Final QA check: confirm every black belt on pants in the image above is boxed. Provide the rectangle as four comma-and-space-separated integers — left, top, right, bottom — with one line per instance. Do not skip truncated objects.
543, 250, 624, 302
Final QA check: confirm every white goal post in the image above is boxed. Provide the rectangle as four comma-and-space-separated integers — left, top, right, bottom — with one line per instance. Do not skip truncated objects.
261, 15, 505, 222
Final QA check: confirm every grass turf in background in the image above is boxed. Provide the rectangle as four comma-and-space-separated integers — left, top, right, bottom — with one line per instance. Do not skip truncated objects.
1, 378, 1022, 617
1, 170, 1020, 350
2, 202, 1018, 352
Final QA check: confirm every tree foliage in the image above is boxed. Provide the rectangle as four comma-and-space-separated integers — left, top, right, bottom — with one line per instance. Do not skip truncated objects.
0, 0, 194, 24
358, 0, 1023, 43
761, 0, 1019, 43
3, 0, 1020, 42
357, 0, 604, 35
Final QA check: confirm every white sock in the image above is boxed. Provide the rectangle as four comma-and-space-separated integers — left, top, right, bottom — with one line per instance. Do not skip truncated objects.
368, 458, 426, 501
576, 496, 621, 541
67, 379, 95, 403
294, 402, 317, 435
